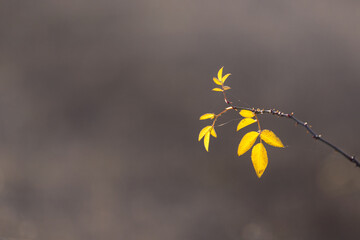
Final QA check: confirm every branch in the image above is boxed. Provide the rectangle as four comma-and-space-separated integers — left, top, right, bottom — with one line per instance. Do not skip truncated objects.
221, 91, 360, 168
260, 109, 360, 168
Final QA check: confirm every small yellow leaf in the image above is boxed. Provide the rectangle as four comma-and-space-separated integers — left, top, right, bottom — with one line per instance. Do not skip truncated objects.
211, 128, 217, 138
223, 86, 231, 91
237, 118, 257, 131
221, 73, 231, 83
251, 143, 268, 178
239, 110, 255, 118
238, 131, 259, 156
217, 66, 224, 82
212, 88, 223, 92
198, 126, 212, 141
199, 113, 215, 120
213, 77, 222, 85
260, 129, 284, 148
204, 131, 210, 152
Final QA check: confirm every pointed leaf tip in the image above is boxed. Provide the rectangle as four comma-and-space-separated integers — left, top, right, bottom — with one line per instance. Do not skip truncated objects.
217, 67, 224, 82
221, 73, 231, 83
237, 131, 259, 156
260, 129, 284, 148
251, 143, 268, 178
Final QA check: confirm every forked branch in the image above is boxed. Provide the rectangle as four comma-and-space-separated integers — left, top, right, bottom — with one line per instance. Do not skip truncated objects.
223, 73, 360, 168
198, 67, 359, 178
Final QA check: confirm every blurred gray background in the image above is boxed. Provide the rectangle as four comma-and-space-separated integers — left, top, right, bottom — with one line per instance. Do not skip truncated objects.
0, 0, 359, 239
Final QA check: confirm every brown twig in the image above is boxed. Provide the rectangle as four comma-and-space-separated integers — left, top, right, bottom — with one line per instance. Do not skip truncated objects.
220, 89, 360, 168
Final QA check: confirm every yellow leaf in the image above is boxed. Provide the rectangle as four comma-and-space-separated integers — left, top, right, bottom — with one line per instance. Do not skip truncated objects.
198, 126, 212, 141
204, 131, 210, 152
199, 113, 215, 120
221, 73, 231, 83
238, 131, 259, 156
251, 143, 268, 178
217, 66, 224, 82
237, 118, 257, 131
213, 77, 222, 85
260, 129, 284, 148
212, 88, 223, 92
223, 86, 231, 91
239, 110, 255, 118
211, 127, 217, 138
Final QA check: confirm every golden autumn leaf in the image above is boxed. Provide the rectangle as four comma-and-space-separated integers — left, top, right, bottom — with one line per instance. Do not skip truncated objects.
211, 128, 217, 138
221, 73, 231, 83
251, 143, 268, 178
199, 113, 215, 120
239, 110, 255, 118
260, 129, 284, 148
238, 131, 259, 156
198, 126, 212, 141
213, 77, 222, 85
237, 118, 257, 131
212, 88, 223, 92
204, 131, 211, 152
217, 67, 224, 82
222, 86, 231, 91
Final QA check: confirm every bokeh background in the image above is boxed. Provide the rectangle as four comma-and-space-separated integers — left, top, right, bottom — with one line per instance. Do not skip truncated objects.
0, 0, 359, 239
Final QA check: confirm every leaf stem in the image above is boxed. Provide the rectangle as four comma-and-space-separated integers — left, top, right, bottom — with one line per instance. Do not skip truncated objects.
212, 107, 232, 128
254, 114, 262, 143
255, 114, 261, 132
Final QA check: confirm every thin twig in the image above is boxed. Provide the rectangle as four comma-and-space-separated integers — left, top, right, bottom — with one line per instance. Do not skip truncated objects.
221, 92, 360, 168
259, 108, 360, 168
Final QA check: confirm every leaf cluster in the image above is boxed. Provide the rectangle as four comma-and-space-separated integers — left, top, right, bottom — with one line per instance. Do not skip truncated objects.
198, 67, 284, 178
